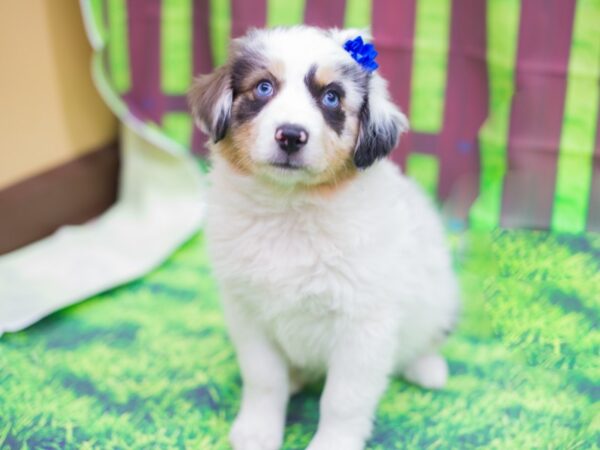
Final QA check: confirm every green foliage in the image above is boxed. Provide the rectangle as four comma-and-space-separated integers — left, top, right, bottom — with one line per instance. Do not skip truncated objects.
1, 231, 598, 449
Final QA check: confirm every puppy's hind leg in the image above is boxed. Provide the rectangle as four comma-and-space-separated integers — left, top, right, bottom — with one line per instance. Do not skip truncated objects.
402, 353, 448, 390
400, 303, 458, 390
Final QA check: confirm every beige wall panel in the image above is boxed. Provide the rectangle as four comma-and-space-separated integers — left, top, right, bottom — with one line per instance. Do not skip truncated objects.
0, 0, 118, 190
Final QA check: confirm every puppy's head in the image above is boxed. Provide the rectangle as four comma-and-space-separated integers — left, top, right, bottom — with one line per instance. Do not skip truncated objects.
189, 27, 408, 188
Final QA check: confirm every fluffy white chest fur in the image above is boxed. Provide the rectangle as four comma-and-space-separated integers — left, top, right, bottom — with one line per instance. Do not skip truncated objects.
207, 156, 458, 379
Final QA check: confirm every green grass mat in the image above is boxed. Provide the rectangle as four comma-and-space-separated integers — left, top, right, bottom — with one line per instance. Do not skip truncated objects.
1, 230, 598, 449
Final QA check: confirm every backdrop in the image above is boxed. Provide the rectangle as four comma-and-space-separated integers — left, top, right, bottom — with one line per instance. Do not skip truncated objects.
0, 2, 597, 448
85, 0, 600, 232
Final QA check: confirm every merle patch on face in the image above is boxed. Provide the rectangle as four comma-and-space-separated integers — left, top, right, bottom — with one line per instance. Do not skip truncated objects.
233, 93, 271, 125
340, 63, 370, 96
304, 65, 346, 135
230, 47, 265, 94
229, 48, 277, 126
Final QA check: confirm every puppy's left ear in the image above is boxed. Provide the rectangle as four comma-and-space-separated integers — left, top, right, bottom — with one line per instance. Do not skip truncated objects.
354, 75, 409, 169
188, 64, 233, 142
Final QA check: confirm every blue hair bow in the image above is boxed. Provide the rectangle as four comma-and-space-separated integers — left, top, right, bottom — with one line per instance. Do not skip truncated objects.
343, 36, 379, 73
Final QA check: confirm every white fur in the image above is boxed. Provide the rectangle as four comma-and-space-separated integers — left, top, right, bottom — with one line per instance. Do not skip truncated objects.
200, 27, 460, 450
206, 158, 459, 450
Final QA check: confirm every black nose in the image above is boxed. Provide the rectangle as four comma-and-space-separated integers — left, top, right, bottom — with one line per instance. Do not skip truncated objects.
275, 124, 309, 154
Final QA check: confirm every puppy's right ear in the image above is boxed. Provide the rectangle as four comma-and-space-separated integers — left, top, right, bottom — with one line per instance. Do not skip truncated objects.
188, 65, 233, 142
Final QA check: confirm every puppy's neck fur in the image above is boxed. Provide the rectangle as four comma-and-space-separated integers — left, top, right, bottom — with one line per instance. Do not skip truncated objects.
209, 153, 378, 207
211, 152, 358, 201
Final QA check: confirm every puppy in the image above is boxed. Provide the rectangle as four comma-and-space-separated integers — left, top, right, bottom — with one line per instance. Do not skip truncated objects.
189, 26, 460, 450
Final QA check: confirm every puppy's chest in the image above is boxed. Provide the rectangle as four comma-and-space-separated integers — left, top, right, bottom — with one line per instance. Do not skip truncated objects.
210, 206, 362, 310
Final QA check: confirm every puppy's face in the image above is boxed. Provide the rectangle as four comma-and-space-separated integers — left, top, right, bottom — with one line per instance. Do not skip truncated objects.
190, 27, 407, 188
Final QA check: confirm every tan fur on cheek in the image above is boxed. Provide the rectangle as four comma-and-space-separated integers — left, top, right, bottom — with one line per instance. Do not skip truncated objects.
214, 122, 257, 175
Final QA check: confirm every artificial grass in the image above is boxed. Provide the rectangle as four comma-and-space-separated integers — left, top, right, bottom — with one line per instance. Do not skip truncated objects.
0, 230, 598, 449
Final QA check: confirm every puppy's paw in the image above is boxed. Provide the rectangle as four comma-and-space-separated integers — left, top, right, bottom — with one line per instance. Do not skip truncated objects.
230, 412, 283, 450
306, 430, 364, 450
403, 353, 448, 390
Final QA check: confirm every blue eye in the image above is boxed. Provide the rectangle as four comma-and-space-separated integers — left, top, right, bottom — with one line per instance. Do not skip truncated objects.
321, 90, 340, 108
255, 80, 274, 97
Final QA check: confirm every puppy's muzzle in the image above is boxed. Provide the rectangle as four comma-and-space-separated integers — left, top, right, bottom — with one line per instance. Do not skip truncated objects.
275, 124, 309, 154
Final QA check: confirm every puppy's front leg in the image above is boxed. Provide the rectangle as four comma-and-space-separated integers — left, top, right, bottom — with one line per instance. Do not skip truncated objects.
307, 328, 395, 450
224, 300, 289, 450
